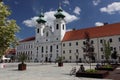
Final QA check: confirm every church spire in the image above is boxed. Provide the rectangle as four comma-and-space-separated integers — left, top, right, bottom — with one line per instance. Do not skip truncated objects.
54, 3, 65, 19
36, 9, 46, 24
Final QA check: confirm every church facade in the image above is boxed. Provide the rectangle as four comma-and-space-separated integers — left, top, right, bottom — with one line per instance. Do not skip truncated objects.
16, 7, 120, 63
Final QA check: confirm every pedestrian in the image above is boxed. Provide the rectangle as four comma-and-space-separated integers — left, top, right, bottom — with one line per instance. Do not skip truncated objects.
78, 64, 85, 72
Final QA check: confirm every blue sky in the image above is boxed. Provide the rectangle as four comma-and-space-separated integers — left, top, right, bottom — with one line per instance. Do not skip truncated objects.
3, 0, 120, 40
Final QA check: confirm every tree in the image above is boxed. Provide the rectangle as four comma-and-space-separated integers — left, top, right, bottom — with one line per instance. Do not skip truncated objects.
18, 53, 27, 64
102, 40, 111, 64
82, 32, 95, 69
111, 48, 118, 64
0, 2, 19, 57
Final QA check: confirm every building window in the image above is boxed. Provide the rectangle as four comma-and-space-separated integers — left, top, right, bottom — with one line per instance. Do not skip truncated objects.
100, 39, 103, 43
69, 43, 71, 46
50, 46, 52, 52
119, 38, 120, 42
56, 38, 58, 40
111, 47, 113, 51
63, 24, 64, 30
63, 43, 65, 47
46, 46, 48, 50
56, 24, 59, 29
63, 50, 65, 54
37, 28, 39, 33
69, 50, 71, 53
83, 49, 86, 52
69, 56, 72, 60
101, 48, 103, 51
37, 47, 38, 50
56, 54, 58, 57
83, 41, 86, 45
91, 40, 94, 44
43, 30, 45, 33
76, 56, 78, 60
46, 32, 48, 37
76, 42, 78, 46
109, 38, 112, 43
56, 50, 58, 52
76, 49, 78, 53
101, 55, 104, 59
114, 47, 116, 50
56, 45, 58, 49
41, 54, 43, 57
63, 56, 65, 60
41, 47, 44, 53
50, 54, 52, 57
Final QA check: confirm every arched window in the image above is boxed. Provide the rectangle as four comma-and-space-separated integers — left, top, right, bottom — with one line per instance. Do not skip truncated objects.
63, 24, 64, 30
37, 28, 39, 33
56, 24, 59, 29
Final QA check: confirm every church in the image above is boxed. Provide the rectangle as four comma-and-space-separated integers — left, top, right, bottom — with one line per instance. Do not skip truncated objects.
16, 7, 120, 63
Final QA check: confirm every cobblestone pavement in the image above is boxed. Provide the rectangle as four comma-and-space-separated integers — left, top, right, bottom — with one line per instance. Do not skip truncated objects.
0, 63, 111, 80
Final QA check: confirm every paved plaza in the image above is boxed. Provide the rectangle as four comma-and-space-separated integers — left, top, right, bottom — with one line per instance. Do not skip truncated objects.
0, 63, 112, 80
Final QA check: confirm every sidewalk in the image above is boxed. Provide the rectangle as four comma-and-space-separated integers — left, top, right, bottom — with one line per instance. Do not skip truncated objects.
105, 66, 120, 80
0, 63, 111, 80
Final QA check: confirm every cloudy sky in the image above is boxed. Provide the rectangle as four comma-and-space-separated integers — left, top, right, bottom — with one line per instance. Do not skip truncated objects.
3, 0, 120, 39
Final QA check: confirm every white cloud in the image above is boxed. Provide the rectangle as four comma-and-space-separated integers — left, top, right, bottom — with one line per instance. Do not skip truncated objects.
63, 11, 79, 23
73, 6, 81, 15
93, 0, 101, 6
100, 2, 120, 14
63, 0, 70, 5
95, 22, 104, 26
23, 10, 79, 27
23, 17, 38, 27
44, 11, 56, 26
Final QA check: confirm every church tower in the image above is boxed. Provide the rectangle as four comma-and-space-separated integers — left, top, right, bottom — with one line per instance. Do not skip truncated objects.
36, 12, 46, 42
54, 6, 66, 41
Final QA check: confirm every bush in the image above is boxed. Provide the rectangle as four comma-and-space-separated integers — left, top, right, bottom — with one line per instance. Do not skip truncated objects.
86, 69, 97, 73
103, 65, 112, 68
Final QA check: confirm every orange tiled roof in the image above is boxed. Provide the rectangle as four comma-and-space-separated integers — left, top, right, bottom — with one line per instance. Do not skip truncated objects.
62, 22, 120, 41
5, 48, 16, 55
20, 36, 35, 42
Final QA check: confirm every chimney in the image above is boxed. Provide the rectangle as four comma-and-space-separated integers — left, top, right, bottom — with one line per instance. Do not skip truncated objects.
104, 22, 108, 25
72, 28, 76, 30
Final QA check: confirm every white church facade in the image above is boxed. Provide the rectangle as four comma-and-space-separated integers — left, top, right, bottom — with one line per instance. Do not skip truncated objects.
16, 7, 120, 63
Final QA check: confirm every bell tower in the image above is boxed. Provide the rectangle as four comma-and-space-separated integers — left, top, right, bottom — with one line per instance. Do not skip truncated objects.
36, 12, 46, 41
54, 6, 66, 41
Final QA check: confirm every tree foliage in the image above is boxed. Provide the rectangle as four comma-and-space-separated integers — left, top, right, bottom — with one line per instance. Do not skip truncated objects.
111, 48, 118, 59
18, 53, 27, 64
102, 40, 111, 62
82, 32, 95, 61
0, 2, 19, 57
82, 32, 95, 69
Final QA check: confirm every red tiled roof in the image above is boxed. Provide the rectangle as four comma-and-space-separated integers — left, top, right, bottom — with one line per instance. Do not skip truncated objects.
5, 48, 16, 55
20, 36, 35, 42
62, 22, 120, 41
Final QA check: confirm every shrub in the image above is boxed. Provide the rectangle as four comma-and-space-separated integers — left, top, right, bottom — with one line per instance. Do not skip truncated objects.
86, 69, 97, 73
103, 65, 112, 68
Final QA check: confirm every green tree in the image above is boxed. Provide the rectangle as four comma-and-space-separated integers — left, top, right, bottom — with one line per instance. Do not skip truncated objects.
82, 32, 95, 69
0, 2, 19, 57
102, 40, 111, 64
